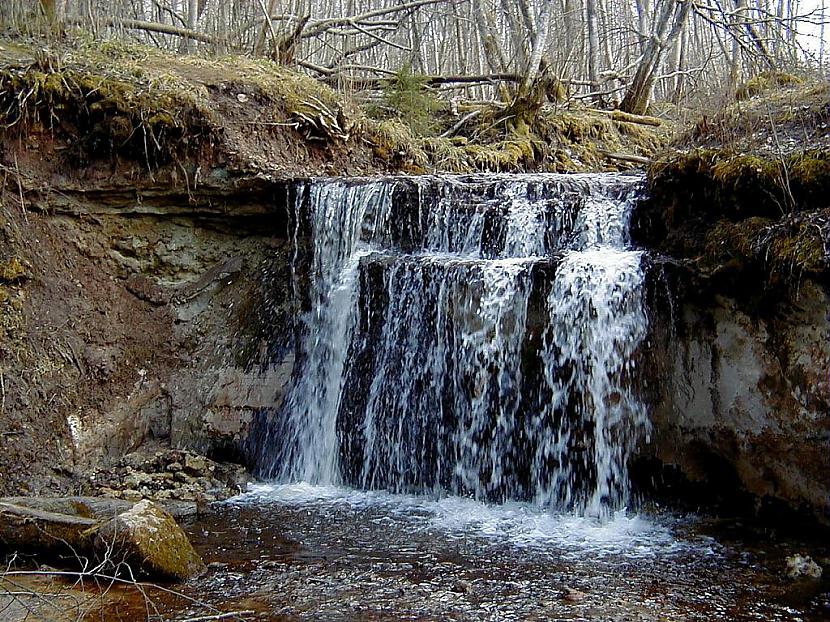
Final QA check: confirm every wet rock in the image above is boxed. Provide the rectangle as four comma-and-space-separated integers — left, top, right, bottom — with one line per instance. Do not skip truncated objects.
92, 499, 206, 580
208, 561, 230, 570
785, 554, 823, 579
640, 274, 830, 526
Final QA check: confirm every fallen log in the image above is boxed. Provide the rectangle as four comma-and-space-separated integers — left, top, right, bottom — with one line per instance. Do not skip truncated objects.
0, 502, 96, 555
0, 498, 204, 581
608, 109, 663, 126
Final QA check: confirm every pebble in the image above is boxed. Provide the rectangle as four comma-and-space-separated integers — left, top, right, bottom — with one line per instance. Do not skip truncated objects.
561, 586, 587, 603
452, 579, 473, 594
785, 554, 823, 579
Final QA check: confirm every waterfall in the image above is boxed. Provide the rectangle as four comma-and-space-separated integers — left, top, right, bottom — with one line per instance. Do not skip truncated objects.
260, 173, 649, 517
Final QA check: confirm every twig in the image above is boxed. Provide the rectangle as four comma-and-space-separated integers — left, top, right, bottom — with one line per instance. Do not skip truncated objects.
176, 611, 256, 622
439, 109, 481, 138
12, 154, 27, 225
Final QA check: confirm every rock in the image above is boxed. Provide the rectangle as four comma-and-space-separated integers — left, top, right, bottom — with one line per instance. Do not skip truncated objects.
451, 579, 473, 594
785, 554, 823, 579
85, 448, 250, 504
561, 587, 587, 603
92, 499, 205, 581
208, 561, 229, 570
640, 275, 830, 525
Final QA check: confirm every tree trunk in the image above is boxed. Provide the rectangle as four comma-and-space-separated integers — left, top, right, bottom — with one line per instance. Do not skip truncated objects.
586, 0, 602, 103
185, 0, 198, 52
620, 0, 691, 115
39, 0, 57, 25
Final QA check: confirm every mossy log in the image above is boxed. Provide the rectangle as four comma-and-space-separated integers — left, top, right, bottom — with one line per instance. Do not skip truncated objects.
0, 502, 97, 555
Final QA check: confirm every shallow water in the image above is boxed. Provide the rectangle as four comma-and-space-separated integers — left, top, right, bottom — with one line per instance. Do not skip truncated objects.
163, 484, 830, 621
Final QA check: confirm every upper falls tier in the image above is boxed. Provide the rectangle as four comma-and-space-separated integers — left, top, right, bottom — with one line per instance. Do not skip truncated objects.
257, 173, 650, 517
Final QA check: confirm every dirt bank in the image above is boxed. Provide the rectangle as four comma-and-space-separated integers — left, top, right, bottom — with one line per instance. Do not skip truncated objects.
635, 75, 830, 528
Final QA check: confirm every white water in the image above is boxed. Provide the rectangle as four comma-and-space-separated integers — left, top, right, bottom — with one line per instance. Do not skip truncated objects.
231, 482, 706, 561
262, 173, 649, 517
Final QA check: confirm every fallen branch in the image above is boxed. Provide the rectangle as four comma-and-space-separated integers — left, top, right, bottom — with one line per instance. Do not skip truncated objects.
302, 0, 447, 38
440, 109, 482, 138
176, 611, 256, 622
607, 109, 663, 126
601, 151, 651, 165
68, 17, 216, 44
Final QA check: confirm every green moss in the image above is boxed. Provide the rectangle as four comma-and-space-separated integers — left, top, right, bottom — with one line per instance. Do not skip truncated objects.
366, 119, 428, 170
0, 257, 28, 282
736, 71, 803, 101
787, 149, 830, 205
773, 218, 823, 272
704, 217, 773, 264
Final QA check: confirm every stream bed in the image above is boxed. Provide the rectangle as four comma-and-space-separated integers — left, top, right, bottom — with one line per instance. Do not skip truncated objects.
148, 484, 830, 621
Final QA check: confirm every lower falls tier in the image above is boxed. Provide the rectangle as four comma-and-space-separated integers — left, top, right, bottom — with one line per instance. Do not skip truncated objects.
255, 173, 652, 516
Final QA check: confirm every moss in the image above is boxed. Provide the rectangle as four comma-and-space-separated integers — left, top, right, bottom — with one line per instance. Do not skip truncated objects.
763, 214, 828, 274
0, 257, 28, 282
736, 71, 803, 101
787, 149, 830, 205
91, 499, 205, 580
366, 119, 428, 170
0, 34, 362, 166
649, 149, 795, 222
704, 217, 773, 266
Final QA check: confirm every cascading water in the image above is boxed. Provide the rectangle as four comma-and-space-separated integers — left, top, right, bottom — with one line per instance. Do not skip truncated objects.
259, 173, 649, 517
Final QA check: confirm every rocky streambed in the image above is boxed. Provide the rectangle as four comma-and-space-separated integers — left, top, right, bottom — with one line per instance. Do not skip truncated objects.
6, 485, 826, 622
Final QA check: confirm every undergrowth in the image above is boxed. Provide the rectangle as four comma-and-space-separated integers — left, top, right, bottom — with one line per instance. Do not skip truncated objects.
0, 33, 670, 175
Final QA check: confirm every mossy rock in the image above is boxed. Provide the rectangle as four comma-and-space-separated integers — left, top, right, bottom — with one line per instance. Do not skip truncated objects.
91, 499, 205, 581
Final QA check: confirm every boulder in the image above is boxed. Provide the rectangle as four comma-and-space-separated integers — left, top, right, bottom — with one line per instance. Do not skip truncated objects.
92, 499, 205, 580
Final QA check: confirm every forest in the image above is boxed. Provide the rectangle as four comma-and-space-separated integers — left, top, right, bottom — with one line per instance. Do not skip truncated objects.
3, 0, 827, 116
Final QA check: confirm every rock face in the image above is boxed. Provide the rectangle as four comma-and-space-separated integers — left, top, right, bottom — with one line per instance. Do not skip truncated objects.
93, 499, 206, 580
639, 270, 830, 525
0, 173, 301, 496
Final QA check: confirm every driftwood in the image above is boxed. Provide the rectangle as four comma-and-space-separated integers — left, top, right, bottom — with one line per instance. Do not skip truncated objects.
0, 496, 198, 520
0, 502, 97, 555
601, 151, 651, 165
